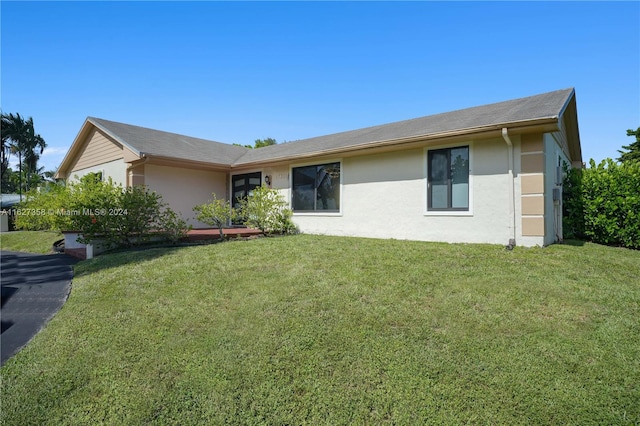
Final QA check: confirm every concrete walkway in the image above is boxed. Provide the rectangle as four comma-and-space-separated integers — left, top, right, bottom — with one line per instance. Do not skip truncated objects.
1, 251, 78, 366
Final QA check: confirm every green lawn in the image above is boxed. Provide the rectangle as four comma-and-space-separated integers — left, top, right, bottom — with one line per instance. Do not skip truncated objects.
1, 234, 639, 424
0, 230, 62, 254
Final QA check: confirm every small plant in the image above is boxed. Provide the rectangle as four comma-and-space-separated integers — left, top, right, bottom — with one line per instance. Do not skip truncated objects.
193, 194, 235, 240
238, 185, 296, 235
158, 207, 191, 244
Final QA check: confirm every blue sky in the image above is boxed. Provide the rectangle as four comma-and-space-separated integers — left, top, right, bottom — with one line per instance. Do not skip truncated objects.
2, 1, 639, 172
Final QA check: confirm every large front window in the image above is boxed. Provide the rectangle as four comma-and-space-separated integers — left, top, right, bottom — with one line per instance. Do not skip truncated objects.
292, 162, 340, 212
428, 146, 469, 211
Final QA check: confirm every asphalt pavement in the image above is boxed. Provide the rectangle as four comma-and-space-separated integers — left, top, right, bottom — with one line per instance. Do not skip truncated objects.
1, 251, 78, 366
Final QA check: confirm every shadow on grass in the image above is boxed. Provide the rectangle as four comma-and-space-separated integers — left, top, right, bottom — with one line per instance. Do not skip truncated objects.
71, 235, 258, 277
559, 239, 586, 247
73, 245, 188, 278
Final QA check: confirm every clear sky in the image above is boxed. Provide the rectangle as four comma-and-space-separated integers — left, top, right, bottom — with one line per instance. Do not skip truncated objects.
2, 1, 639, 172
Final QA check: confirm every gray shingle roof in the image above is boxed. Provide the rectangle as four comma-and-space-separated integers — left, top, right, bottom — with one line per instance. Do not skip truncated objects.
88, 117, 249, 165
87, 88, 575, 167
235, 88, 575, 165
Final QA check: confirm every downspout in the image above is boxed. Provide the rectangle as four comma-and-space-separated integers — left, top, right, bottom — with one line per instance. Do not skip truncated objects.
502, 128, 517, 249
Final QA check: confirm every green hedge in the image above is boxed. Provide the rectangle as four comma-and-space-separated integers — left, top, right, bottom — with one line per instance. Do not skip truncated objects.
563, 159, 640, 249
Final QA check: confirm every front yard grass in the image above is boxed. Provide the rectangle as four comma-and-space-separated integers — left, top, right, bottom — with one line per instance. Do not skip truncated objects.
0, 230, 62, 254
1, 234, 639, 424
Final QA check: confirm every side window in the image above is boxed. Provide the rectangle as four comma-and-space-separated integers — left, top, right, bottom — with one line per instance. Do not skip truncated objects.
427, 146, 469, 211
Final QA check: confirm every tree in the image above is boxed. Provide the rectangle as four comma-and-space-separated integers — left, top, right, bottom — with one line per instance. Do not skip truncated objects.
253, 138, 277, 148
1, 113, 47, 194
1, 167, 18, 193
617, 127, 640, 163
1, 120, 10, 184
233, 138, 278, 149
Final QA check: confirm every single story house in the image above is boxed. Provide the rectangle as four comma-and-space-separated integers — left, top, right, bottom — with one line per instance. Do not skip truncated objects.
56, 87, 582, 247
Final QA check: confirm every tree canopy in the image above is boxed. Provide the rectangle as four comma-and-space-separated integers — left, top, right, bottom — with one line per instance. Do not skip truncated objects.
617, 127, 640, 163
234, 138, 278, 149
1, 112, 47, 194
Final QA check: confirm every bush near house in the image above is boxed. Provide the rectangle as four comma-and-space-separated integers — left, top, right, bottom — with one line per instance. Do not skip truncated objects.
193, 194, 235, 240
14, 174, 189, 248
238, 185, 297, 235
13, 183, 71, 231
195, 186, 297, 238
564, 158, 640, 249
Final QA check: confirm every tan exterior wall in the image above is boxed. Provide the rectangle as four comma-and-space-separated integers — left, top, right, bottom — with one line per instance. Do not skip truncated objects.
519, 133, 545, 240
144, 164, 227, 227
521, 174, 544, 195
129, 164, 145, 186
521, 133, 544, 153
521, 195, 544, 215
71, 129, 124, 172
284, 138, 518, 245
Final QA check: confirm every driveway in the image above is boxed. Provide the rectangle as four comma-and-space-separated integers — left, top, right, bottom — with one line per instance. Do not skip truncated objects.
1, 251, 79, 366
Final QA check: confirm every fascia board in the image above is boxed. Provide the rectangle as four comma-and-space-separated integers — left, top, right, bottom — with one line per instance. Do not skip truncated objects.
232, 117, 560, 168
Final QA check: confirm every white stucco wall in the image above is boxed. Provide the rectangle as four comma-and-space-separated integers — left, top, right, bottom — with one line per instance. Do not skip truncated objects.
144, 164, 227, 228
543, 133, 571, 245
68, 159, 127, 187
280, 139, 515, 246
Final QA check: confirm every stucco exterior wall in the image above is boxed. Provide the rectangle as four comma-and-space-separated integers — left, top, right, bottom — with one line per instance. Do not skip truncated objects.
68, 159, 128, 187
144, 164, 227, 228
543, 133, 571, 245
285, 139, 514, 245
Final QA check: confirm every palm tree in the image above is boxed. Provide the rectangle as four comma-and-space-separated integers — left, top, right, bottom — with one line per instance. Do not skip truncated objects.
1, 113, 13, 184
1, 113, 47, 195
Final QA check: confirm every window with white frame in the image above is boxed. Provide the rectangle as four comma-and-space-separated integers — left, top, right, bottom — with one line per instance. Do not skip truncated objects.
427, 146, 469, 211
292, 162, 340, 212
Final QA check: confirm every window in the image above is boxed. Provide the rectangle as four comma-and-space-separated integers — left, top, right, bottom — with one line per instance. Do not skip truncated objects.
84, 171, 103, 183
292, 162, 340, 212
427, 146, 469, 211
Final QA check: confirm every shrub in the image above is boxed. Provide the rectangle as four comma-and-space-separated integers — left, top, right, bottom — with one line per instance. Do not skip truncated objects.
563, 159, 640, 249
14, 183, 71, 231
71, 182, 167, 248
193, 195, 235, 239
158, 207, 191, 244
14, 174, 189, 249
562, 165, 585, 240
238, 185, 297, 235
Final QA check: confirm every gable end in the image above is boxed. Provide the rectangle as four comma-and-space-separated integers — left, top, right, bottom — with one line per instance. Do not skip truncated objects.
71, 128, 125, 172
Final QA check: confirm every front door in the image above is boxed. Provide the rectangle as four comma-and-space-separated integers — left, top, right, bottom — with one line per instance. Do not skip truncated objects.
232, 172, 262, 210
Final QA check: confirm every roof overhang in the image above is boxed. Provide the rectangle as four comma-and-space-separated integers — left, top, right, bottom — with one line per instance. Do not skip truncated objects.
137, 153, 232, 172
232, 117, 561, 168
558, 90, 582, 165
55, 118, 142, 179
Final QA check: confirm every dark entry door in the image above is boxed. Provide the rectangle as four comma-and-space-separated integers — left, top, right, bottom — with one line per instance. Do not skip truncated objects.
232, 172, 262, 210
